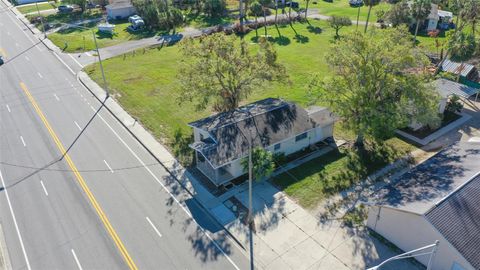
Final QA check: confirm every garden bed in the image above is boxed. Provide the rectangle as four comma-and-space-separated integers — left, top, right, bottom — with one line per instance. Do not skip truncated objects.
400, 111, 462, 139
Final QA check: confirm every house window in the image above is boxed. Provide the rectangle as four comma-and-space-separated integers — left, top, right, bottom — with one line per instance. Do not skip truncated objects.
295, 132, 308, 142
274, 143, 281, 151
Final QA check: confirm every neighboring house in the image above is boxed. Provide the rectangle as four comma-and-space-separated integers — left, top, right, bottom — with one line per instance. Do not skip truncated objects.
16, 0, 47, 5
441, 59, 479, 82
367, 141, 480, 270
425, 4, 453, 31
188, 98, 336, 187
408, 79, 479, 131
106, 0, 135, 20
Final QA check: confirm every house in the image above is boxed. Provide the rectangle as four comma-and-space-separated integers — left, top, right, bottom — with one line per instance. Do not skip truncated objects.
106, 0, 135, 20
425, 4, 453, 31
188, 98, 336, 186
441, 59, 479, 82
16, 0, 48, 5
367, 141, 480, 270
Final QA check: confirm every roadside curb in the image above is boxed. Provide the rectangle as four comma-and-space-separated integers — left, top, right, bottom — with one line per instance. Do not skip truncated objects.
76, 71, 247, 251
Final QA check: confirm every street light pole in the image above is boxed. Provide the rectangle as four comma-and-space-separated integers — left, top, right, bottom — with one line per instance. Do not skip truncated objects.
35, 0, 47, 38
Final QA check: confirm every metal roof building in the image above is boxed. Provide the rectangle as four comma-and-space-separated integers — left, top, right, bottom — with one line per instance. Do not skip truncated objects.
367, 141, 480, 270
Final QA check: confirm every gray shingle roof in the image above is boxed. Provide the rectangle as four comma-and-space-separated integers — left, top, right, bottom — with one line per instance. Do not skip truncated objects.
425, 174, 480, 270
373, 142, 480, 214
435, 79, 480, 99
189, 98, 332, 168
441, 59, 476, 77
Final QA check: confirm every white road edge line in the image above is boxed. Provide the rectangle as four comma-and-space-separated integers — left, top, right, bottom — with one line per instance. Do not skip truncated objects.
52, 51, 75, 75
6, 104, 11, 113
74, 121, 82, 131
0, 170, 32, 270
71, 249, 84, 270
68, 54, 84, 68
40, 180, 49, 196
88, 106, 240, 270
146, 217, 162, 238
37, 72, 43, 78
103, 160, 114, 173
53, 93, 60, 101
20, 136, 26, 147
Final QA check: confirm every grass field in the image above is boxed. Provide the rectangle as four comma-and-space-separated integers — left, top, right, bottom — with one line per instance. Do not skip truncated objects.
85, 20, 431, 207
49, 20, 166, 53
310, 0, 391, 22
17, 1, 56, 14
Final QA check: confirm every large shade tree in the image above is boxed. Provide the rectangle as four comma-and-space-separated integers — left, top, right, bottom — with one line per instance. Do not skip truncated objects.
307, 27, 441, 146
177, 33, 288, 112
385, 0, 410, 27
459, 0, 480, 35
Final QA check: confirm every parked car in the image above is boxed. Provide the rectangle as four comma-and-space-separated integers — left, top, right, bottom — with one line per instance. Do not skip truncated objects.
58, 5, 74, 13
349, 0, 363, 7
128, 15, 142, 23
0, 56, 4, 66
284, 1, 299, 8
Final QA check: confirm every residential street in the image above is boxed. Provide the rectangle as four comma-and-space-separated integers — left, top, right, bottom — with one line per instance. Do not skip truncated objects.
0, 1, 249, 269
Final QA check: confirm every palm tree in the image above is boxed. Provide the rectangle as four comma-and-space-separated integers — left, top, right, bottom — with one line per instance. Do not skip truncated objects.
446, 31, 476, 82
250, 1, 263, 38
363, 0, 380, 33
305, 0, 310, 19
410, 0, 432, 45
355, 2, 363, 31
259, 0, 272, 36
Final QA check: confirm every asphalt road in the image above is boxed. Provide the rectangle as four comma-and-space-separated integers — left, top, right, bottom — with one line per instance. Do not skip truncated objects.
0, 2, 249, 270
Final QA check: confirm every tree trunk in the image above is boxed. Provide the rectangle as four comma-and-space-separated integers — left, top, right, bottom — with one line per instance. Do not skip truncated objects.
263, 8, 267, 36
364, 5, 372, 33
255, 15, 259, 37
413, 19, 420, 45
305, 0, 309, 19
288, 1, 292, 22
356, 6, 360, 31
355, 133, 364, 148
274, 0, 278, 25
335, 28, 339, 38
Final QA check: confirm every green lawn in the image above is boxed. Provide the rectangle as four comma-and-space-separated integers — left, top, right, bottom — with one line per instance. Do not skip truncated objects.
48, 20, 165, 53
17, 1, 56, 14
85, 20, 336, 145
28, 8, 103, 29
85, 20, 424, 206
272, 136, 416, 208
309, 0, 391, 22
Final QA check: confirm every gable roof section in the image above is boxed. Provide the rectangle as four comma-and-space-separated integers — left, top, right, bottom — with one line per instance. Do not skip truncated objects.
106, 0, 133, 9
372, 142, 480, 214
435, 79, 480, 99
189, 98, 324, 168
425, 174, 480, 270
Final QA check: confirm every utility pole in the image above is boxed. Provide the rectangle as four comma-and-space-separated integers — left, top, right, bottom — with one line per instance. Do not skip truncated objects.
91, 29, 109, 98
247, 136, 254, 270
35, 0, 47, 38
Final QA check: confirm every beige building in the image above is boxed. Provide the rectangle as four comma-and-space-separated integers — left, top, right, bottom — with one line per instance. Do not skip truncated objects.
367, 142, 480, 270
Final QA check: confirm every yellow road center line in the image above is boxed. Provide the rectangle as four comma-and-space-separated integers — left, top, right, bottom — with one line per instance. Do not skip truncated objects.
19, 82, 138, 270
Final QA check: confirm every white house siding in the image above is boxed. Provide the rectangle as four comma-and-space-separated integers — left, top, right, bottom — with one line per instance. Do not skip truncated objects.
16, 0, 47, 4
367, 206, 474, 270
107, 6, 135, 19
